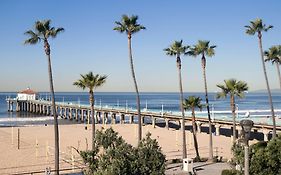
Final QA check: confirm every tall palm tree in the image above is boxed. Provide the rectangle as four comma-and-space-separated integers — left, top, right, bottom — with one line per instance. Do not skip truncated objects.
245, 18, 276, 138
73, 72, 107, 150
186, 40, 216, 161
264, 45, 281, 89
216, 79, 249, 143
113, 15, 145, 142
183, 96, 203, 161
164, 40, 189, 159
24, 19, 64, 175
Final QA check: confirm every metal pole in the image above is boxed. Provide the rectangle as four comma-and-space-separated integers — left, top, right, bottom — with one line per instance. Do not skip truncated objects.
244, 145, 249, 175
17, 128, 20, 150
11, 126, 14, 145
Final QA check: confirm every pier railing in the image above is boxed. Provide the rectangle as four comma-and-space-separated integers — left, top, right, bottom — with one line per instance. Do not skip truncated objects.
6, 98, 281, 142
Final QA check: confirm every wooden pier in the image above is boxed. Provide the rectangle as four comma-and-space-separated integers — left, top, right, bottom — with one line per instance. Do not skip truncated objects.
6, 98, 281, 142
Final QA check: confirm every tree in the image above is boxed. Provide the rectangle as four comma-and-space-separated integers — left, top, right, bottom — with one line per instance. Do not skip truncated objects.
73, 72, 107, 150
136, 132, 166, 175
245, 18, 276, 138
264, 45, 281, 89
79, 128, 166, 175
114, 15, 145, 142
164, 40, 189, 159
24, 19, 64, 175
232, 136, 281, 175
183, 96, 203, 161
186, 40, 216, 161
216, 79, 248, 143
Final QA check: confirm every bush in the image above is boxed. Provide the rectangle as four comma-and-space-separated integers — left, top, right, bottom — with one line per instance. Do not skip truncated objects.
221, 169, 242, 175
79, 128, 166, 175
232, 136, 281, 175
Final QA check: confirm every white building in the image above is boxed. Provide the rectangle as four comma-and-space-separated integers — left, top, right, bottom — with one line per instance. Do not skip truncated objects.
17, 88, 37, 100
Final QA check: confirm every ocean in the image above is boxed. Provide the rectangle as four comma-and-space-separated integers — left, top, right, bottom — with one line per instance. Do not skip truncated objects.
1, 92, 281, 126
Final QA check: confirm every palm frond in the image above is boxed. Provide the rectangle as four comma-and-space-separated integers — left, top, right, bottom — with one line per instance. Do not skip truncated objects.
164, 40, 188, 58
264, 46, 280, 64
43, 20, 51, 31
25, 19, 64, 44
24, 30, 41, 44
188, 40, 216, 58
114, 14, 145, 35
245, 18, 272, 35
183, 96, 202, 111
217, 79, 248, 100
73, 72, 107, 92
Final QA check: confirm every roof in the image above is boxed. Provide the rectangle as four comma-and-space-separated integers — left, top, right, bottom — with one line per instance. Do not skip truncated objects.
18, 88, 37, 95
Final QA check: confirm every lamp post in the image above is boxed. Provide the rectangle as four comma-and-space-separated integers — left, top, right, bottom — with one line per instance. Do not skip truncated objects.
240, 119, 254, 175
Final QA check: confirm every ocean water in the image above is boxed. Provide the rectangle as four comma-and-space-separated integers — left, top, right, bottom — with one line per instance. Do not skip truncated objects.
1, 92, 281, 126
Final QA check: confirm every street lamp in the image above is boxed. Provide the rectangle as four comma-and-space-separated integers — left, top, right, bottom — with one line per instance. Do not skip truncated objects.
240, 119, 254, 175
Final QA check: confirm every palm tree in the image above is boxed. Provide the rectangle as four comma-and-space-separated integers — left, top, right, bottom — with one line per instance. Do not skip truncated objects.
264, 45, 281, 89
186, 40, 216, 161
183, 96, 203, 161
216, 79, 249, 143
24, 19, 64, 175
164, 40, 189, 159
245, 18, 276, 138
113, 15, 145, 142
73, 72, 107, 150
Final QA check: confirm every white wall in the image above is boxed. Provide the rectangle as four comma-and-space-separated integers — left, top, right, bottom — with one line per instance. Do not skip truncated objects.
17, 93, 36, 100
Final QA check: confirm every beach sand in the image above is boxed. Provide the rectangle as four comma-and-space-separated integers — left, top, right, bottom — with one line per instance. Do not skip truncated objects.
0, 123, 234, 174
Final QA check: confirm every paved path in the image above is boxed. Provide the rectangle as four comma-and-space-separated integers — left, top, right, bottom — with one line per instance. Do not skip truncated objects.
166, 162, 231, 175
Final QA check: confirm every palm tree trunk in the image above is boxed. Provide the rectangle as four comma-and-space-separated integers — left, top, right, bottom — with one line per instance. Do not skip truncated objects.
192, 109, 200, 160
177, 56, 187, 159
276, 63, 281, 89
258, 33, 276, 138
201, 56, 213, 161
128, 34, 142, 142
230, 95, 236, 143
89, 92, 95, 150
45, 40, 59, 175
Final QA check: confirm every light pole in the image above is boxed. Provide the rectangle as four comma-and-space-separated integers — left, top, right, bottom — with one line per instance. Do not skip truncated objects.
240, 119, 254, 175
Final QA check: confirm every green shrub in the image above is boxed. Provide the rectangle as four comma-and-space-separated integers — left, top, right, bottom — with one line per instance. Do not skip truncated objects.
79, 128, 166, 175
232, 136, 281, 175
221, 169, 242, 175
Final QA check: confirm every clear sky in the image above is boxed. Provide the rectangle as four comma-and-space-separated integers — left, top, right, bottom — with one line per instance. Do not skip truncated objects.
0, 1, 280, 92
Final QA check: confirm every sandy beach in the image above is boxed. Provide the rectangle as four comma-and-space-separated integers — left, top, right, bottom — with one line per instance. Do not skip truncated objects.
0, 122, 235, 174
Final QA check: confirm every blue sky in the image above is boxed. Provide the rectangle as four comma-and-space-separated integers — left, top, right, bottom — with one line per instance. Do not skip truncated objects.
0, 1, 280, 92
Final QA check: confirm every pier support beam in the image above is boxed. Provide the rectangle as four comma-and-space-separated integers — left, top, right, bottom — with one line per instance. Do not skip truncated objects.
111, 113, 116, 124
165, 119, 169, 130
81, 109, 84, 121
196, 122, 202, 133
152, 117, 156, 128
102, 112, 106, 125
129, 115, 134, 124
64, 108, 68, 119
75, 109, 78, 121
262, 129, 270, 141
120, 114, 125, 124
215, 124, 221, 136
16, 102, 20, 112
142, 116, 145, 125
69, 108, 73, 120
87, 110, 91, 124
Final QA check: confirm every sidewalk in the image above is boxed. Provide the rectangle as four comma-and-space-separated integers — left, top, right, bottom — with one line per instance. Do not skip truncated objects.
166, 162, 231, 175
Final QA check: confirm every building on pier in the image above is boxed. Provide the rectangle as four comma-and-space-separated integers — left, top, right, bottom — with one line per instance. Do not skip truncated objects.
17, 88, 37, 100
